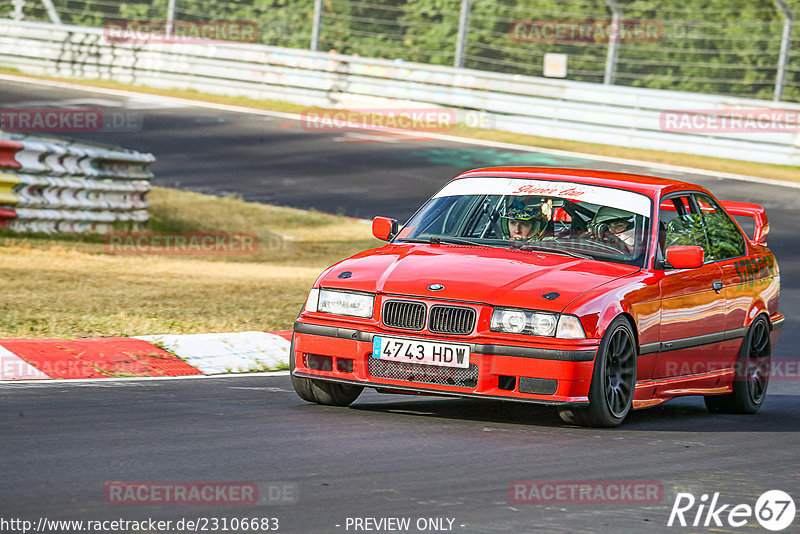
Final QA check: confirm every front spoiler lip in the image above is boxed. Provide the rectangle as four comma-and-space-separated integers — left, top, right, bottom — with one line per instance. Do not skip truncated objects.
291, 370, 590, 406
293, 321, 597, 362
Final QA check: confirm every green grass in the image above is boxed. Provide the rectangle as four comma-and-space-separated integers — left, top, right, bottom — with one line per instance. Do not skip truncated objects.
0, 186, 380, 339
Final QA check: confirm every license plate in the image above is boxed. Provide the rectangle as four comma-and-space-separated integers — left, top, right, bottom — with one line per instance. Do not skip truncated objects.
372, 336, 470, 368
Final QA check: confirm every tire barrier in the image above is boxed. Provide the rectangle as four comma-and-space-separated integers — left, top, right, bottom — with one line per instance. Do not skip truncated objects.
0, 134, 154, 233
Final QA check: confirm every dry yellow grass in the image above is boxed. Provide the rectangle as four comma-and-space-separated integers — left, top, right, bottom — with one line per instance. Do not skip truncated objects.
0, 187, 380, 338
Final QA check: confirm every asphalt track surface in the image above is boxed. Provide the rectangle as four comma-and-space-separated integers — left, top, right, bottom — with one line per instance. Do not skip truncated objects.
1, 78, 799, 533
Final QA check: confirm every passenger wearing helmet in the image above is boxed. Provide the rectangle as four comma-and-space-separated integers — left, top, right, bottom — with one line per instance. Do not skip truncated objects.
500, 197, 551, 242
589, 206, 635, 252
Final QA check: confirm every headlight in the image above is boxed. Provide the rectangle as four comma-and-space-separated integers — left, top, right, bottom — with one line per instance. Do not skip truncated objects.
317, 289, 374, 318
491, 308, 558, 337
491, 308, 585, 339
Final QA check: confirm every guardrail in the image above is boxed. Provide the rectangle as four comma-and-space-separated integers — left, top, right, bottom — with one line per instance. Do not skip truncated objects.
0, 134, 153, 233
0, 19, 798, 166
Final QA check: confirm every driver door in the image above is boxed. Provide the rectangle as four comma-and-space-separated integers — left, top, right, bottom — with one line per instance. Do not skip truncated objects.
654, 194, 726, 379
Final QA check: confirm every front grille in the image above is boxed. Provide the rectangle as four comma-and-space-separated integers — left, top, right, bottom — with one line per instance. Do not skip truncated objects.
429, 305, 476, 335
383, 300, 426, 330
368, 358, 478, 388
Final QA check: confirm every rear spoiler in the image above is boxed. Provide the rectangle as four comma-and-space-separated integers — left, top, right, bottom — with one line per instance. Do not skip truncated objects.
719, 200, 769, 246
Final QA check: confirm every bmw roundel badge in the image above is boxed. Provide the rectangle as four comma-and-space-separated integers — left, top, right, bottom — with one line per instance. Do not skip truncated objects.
427, 284, 444, 291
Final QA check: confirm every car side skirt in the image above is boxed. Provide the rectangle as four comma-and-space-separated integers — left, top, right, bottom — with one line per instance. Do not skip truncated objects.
639, 327, 749, 355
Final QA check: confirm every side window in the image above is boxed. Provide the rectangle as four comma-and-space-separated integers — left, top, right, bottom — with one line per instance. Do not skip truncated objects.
694, 193, 746, 260
659, 195, 710, 266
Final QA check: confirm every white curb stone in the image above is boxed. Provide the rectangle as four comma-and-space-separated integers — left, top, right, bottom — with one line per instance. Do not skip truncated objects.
135, 331, 290, 374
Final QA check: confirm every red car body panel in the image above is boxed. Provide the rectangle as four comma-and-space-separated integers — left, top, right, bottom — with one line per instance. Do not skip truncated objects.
292, 168, 783, 410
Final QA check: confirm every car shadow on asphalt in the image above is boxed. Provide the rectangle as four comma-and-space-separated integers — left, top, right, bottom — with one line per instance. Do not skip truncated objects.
348, 393, 800, 432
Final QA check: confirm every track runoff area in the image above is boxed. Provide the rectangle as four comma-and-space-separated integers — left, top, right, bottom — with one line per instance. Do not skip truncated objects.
0, 75, 798, 534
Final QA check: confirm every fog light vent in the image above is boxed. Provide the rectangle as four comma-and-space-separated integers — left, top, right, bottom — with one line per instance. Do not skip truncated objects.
337, 358, 354, 373
519, 377, 557, 395
305, 354, 332, 371
497, 375, 516, 391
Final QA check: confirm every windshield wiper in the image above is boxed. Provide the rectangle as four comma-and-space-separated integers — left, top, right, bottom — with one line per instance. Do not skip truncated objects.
519, 242, 593, 260
429, 236, 486, 247
398, 237, 492, 247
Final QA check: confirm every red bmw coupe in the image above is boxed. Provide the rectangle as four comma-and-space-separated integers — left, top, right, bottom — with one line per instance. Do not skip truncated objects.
290, 167, 783, 427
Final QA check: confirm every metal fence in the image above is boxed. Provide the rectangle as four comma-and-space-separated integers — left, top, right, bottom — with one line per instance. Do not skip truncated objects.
1, 0, 798, 103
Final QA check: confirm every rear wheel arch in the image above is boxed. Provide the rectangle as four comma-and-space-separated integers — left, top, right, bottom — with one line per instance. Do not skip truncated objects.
745, 301, 770, 328
705, 313, 771, 414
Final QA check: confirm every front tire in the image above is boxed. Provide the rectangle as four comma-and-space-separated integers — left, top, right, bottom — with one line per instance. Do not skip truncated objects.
289, 337, 317, 403
309, 381, 364, 406
705, 315, 770, 414
289, 336, 364, 407
559, 317, 637, 427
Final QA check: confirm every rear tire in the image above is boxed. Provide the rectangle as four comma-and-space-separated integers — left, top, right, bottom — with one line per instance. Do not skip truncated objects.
558, 317, 637, 427
704, 315, 770, 414
289, 336, 364, 407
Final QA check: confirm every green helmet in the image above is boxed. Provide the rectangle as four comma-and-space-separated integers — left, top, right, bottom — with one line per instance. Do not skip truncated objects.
500, 198, 547, 239
501, 202, 540, 222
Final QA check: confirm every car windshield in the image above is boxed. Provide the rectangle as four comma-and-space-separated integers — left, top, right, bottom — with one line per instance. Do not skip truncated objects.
396, 177, 653, 267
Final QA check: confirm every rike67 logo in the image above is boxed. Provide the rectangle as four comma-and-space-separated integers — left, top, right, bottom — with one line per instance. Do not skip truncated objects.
668, 490, 795, 531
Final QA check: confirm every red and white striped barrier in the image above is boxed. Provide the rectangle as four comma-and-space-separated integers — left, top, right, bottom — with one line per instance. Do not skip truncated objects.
0, 135, 154, 233
0, 331, 292, 381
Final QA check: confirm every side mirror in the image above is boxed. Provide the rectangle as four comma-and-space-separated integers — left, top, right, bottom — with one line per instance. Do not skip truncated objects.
372, 216, 398, 241
666, 245, 704, 269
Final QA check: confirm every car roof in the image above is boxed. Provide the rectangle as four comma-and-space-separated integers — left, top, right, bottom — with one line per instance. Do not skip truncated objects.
453, 167, 709, 198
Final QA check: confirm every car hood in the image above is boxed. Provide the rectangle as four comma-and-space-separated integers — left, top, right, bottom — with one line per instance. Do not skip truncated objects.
319, 244, 639, 312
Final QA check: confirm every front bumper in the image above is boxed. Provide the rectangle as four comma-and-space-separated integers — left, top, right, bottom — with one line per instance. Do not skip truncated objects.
292, 320, 599, 406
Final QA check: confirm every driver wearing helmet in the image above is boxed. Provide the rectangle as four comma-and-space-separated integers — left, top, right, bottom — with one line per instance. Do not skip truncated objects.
589, 207, 635, 252
501, 197, 551, 242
